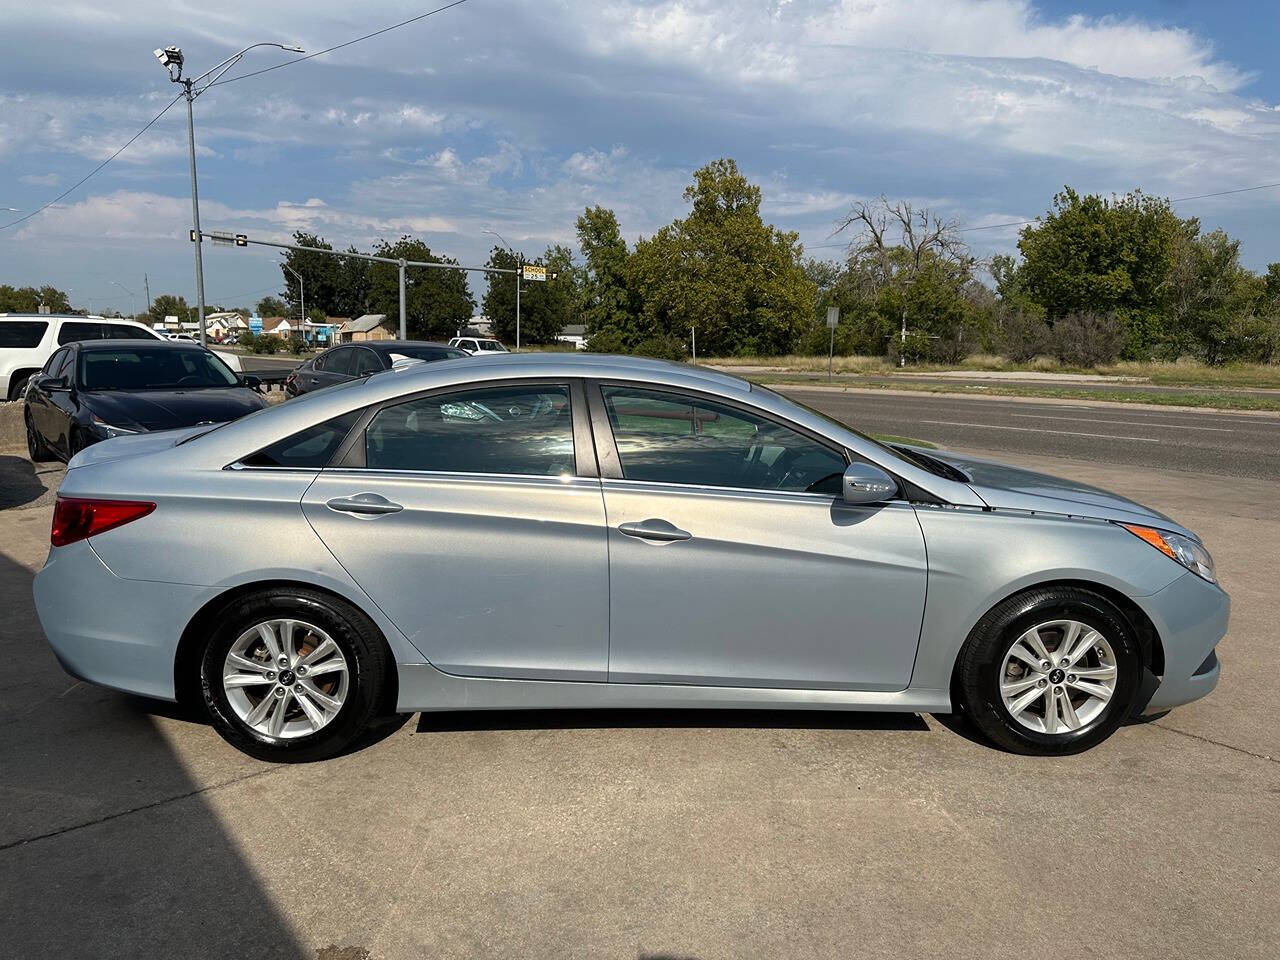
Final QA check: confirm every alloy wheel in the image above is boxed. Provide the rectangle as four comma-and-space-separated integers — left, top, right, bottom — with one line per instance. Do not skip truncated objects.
221, 619, 350, 739
998, 619, 1118, 735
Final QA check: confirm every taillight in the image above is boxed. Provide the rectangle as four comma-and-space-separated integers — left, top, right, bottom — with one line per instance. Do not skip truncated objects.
51, 497, 155, 547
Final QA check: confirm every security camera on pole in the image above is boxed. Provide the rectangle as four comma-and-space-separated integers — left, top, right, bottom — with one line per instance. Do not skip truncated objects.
155, 41, 304, 347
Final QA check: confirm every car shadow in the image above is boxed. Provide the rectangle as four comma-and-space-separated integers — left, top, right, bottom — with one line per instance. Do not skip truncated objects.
0, 454, 59, 510
0, 543, 307, 958
417, 706, 930, 734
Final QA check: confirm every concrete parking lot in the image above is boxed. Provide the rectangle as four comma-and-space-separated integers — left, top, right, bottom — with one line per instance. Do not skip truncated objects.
1, 397, 1277, 959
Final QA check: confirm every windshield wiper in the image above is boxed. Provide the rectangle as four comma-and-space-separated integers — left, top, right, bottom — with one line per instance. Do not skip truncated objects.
891, 445, 969, 483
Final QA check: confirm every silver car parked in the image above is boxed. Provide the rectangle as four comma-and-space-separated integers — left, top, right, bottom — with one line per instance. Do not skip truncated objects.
34, 354, 1226, 760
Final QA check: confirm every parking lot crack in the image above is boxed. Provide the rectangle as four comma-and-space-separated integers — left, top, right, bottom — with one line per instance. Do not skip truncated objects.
1150, 721, 1277, 764
0, 765, 289, 854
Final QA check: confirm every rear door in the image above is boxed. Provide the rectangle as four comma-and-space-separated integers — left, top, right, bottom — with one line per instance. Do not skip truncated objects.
302, 379, 610, 681
591, 382, 928, 691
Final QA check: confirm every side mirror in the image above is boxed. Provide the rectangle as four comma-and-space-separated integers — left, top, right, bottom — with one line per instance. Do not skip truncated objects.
34, 374, 70, 393
842, 462, 897, 504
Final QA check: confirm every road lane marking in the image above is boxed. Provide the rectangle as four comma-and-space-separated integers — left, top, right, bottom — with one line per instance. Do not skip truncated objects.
1008, 413, 1235, 432
919, 420, 1162, 442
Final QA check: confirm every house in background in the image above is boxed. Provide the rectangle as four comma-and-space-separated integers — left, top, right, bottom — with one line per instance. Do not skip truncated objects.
260, 316, 294, 339
339, 314, 393, 342
205, 312, 248, 342
557, 323, 587, 350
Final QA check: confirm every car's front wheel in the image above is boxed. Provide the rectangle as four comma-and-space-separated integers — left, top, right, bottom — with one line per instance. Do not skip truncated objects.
955, 586, 1142, 754
199, 588, 388, 762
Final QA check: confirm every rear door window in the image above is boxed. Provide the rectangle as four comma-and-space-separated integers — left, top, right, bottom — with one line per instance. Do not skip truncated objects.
325, 348, 354, 376
104, 323, 158, 340
364, 383, 574, 476
0, 321, 49, 348
57, 321, 106, 344
351, 349, 382, 376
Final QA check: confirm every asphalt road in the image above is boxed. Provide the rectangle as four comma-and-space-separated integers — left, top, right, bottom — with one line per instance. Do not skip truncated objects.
785, 386, 1280, 481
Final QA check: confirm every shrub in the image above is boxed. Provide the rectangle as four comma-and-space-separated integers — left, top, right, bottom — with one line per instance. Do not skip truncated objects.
1051, 310, 1126, 366
286, 335, 306, 356
585, 329, 628, 354
632, 335, 686, 362
999, 308, 1053, 362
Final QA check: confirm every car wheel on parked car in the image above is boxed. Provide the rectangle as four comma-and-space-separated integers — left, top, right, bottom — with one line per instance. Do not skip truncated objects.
956, 586, 1142, 755
198, 588, 389, 762
25, 410, 53, 462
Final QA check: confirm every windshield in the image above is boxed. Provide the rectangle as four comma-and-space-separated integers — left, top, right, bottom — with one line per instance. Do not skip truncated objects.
79, 347, 240, 391
477, 340, 506, 352
387, 347, 469, 363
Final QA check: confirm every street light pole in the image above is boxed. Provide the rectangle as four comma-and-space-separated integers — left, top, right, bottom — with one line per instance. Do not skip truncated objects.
483, 228, 520, 350
156, 41, 304, 349
273, 260, 304, 338
109, 280, 136, 318
398, 260, 407, 339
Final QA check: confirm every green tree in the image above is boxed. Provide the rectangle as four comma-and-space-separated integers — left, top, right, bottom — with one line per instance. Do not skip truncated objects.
0, 284, 72, 313
516, 245, 580, 344
628, 158, 814, 355
255, 296, 288, 317
367, 236, 473, 339
1163, 228, 1261, 364
576, 206, 636, 347
1016, 188, 1188, 358
148, 294, 192, 326
482, 246, 522, 344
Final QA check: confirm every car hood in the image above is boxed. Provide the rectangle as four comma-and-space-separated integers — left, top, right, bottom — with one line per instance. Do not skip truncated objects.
913, 446, 1191, 536
82, 387, 266, 432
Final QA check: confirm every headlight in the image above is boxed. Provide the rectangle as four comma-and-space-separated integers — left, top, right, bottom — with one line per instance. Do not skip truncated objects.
1122, 523, 1217, 583
90, 415, 138, 439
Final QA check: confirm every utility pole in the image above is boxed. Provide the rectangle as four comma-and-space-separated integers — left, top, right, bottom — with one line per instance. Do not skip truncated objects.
155, 42, 304, 348
398, 259, 407, 339
827, 306, 840, 381
691, 326, 696, 362
143, 273, 152, 313
515, 264, 521, 352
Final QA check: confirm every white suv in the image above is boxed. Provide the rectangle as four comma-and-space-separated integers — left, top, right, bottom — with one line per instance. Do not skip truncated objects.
448, 336, 509, 355
1, 315, 164, 400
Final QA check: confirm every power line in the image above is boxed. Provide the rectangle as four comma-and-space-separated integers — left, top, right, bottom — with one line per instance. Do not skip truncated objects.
0, 93, 184, 232
210, 0, 471, 88
0, 1, 472, 234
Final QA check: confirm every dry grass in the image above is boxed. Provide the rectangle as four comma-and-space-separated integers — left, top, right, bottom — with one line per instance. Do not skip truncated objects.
704, 353, 1280, 388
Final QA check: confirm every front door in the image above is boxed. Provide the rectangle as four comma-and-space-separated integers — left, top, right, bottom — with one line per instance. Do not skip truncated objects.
302, 380, 610, 681
592, 384, 928, 691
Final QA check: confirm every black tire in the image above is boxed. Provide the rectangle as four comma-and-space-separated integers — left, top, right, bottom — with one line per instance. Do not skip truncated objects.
955, 586, 1142, 755
8, 371, 33, 401
25, 410, 53, 463
199, 588, 388, 762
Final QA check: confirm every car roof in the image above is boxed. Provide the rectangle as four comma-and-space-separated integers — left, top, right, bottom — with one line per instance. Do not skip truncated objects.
389, 351, 749, 392
357, 340, 460, 352
75, 338, 206, 352
0, 313, 143, 321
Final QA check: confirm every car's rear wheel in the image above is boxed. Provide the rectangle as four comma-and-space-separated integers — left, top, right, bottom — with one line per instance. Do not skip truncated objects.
199, 588, 387, 762
25, 410, 52, 462
955, 586, 1142, 755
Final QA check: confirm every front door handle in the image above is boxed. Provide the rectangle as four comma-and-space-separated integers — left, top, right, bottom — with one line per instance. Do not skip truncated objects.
326, 493, 403, 516
618, 519, 692, 542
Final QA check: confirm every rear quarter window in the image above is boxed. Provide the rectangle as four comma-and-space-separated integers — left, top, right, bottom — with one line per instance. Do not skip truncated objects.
0, 321, 49, 348
239, 411, 362, 468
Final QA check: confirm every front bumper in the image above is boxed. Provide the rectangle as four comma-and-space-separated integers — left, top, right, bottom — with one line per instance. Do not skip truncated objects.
1136, 571, 1229, 713
33, 539, 210, 701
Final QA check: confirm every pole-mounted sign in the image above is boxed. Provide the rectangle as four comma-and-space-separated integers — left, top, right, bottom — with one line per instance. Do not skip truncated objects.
521, 264, 548, 282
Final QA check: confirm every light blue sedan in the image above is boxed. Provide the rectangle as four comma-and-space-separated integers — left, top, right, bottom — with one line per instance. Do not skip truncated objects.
33, 354, 1226, 760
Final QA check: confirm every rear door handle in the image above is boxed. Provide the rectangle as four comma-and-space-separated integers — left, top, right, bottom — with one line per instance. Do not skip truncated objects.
618, 519, 692, 542
326, 493, 403, 516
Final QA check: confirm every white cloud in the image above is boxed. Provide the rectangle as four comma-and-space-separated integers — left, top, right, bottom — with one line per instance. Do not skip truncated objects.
19, 173, 58, 186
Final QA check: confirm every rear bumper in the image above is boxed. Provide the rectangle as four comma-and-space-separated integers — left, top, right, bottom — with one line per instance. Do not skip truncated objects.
33, 540, 209, 701
1137, 571, 1229, 713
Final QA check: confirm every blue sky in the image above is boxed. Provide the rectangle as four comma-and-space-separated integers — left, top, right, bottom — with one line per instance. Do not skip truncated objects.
2, 0, 1278, 314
